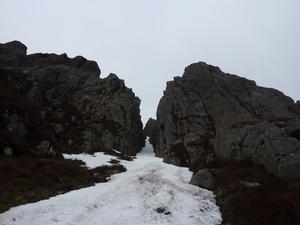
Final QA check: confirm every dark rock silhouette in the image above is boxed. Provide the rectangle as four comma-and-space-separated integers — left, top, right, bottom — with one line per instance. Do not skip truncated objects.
0, 41, 144, 157
143, 118, 159, 152
147, 62, 300, 179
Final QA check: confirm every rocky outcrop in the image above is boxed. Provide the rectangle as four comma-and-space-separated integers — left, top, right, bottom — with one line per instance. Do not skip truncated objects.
0, 41, 144, 157
147, 62, 300, 179
143, 118, 159, 154
189, 168, 219, 190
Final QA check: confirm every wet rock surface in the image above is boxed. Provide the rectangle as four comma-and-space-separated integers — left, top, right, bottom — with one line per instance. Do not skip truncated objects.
0, 41, 144, 157
147, 62, 300, 179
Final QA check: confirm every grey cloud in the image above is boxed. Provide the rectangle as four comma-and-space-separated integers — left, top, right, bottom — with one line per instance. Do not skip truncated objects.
1, 0, 299, 123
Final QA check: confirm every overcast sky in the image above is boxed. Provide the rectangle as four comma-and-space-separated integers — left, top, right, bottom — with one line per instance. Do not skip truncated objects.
1, 0, 300, 123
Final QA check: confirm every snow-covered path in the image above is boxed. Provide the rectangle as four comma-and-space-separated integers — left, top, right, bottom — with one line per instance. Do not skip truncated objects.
0, 142, 222, 225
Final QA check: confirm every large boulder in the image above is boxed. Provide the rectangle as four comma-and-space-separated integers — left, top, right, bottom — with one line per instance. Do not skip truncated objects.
0, 41, 144, 157
189, 168, 219, 190
148, 62, 300, 179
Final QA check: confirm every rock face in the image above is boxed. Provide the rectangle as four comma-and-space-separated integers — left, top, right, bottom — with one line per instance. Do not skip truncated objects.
189, 168, 219, 190
0, 41, 144, 157
147, 62, 300, 179
143, 118, 159, 153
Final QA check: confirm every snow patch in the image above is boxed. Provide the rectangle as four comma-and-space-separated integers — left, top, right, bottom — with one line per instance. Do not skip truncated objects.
0, 142, 222, 225
63, 152, 119, 169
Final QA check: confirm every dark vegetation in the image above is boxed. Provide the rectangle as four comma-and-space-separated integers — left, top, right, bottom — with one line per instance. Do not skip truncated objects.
211, 160, 300, 225
0, 157, 126, 213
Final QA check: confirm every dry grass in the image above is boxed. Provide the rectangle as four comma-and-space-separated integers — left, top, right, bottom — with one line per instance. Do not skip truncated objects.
0, 157, 126, 213
212, 160, 300, 225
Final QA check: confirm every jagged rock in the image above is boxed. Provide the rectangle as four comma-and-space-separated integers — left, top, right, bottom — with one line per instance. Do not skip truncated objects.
4, 147, 13, 156
143, 118, 159, 154
149, 62, 300, 179
0, 40, 27, 60
189, 169, 219, 190
0, 41, 144, 157
102, 130, 114, 150
37, 140, 51, 153
52, 123, 64, 134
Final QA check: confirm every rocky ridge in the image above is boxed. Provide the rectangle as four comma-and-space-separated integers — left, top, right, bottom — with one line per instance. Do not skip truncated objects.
0, 41, 144, 157
146, 62, 300, 179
